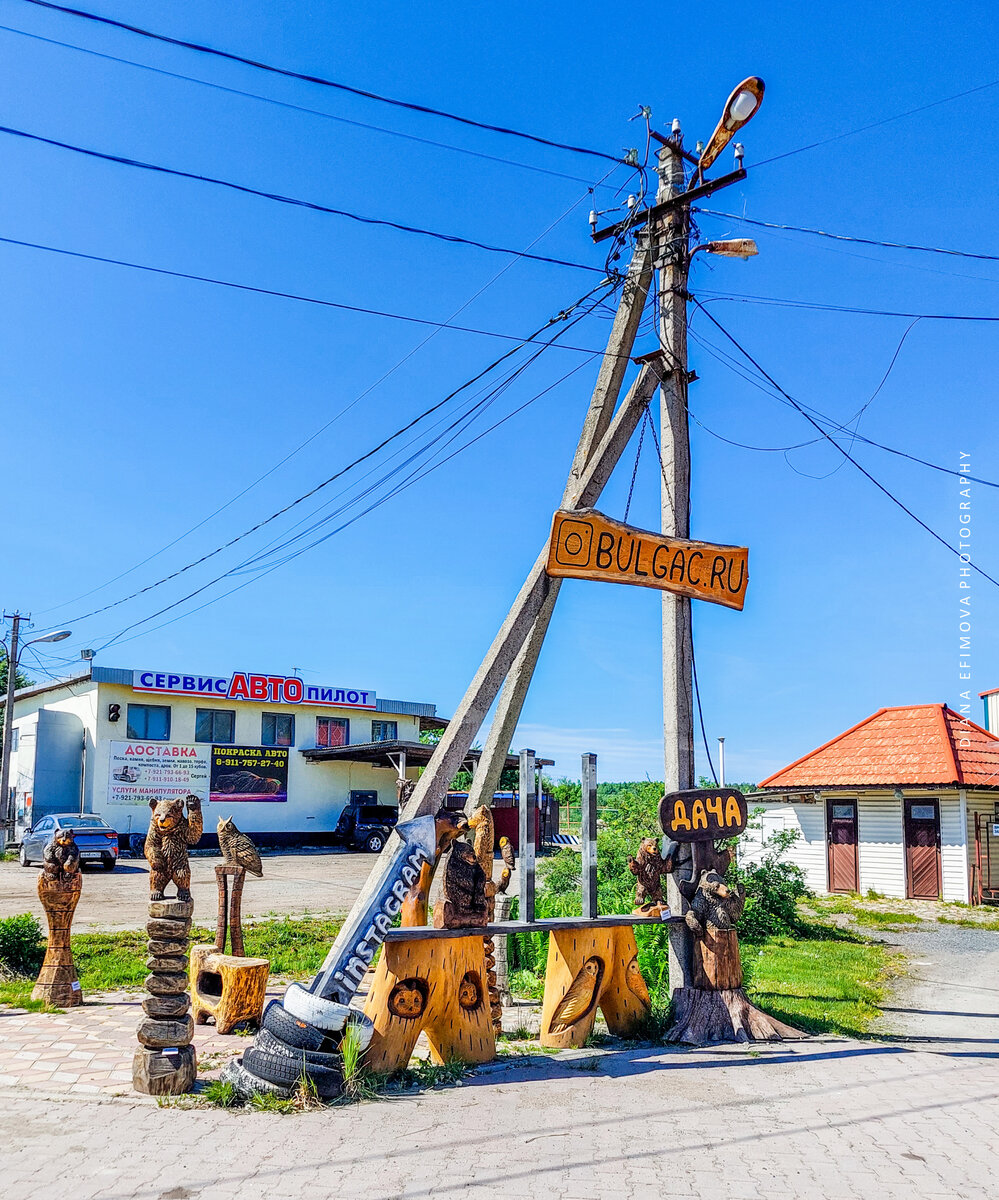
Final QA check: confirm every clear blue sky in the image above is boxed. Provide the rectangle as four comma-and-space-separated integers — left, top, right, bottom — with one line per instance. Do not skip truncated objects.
3, 0, 997, 783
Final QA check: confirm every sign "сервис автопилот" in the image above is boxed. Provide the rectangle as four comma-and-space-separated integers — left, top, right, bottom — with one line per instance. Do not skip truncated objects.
132, 670, 377, 708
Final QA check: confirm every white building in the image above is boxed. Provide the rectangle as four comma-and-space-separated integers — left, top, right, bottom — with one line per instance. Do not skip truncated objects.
743, 704, 999, 905
2, 663, 445, 845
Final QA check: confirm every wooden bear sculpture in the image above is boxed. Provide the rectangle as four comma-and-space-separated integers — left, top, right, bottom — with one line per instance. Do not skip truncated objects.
627, 837, 669, 914
42, 826, 81, 882
145, 794, 203, 901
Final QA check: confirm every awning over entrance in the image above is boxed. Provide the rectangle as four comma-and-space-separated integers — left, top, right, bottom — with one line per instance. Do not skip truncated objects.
300, 739, 553, 772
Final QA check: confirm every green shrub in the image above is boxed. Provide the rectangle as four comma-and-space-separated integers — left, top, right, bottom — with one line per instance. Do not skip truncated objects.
0, 914, 45, 978
733, 819, 811, 942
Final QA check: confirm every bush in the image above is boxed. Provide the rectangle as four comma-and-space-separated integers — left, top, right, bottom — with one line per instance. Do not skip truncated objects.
733, 823, 811, 942
0, 914, 45, 978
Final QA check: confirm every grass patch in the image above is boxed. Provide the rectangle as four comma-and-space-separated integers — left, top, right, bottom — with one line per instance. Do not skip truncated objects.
202, 1079, 241, 1108
742, 925, 901, 1037
939, 915, 999, 932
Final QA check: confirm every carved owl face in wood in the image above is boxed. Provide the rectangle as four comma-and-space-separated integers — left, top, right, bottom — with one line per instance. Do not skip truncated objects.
388, 979, 428, 1019
458, 971, 483, 1011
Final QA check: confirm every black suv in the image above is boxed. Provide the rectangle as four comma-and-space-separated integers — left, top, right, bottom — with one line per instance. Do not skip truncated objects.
333, 797, 398, 853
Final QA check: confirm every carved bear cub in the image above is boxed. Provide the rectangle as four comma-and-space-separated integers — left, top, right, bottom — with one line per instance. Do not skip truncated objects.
145, 794, 203, 901
42, 827, 81, 883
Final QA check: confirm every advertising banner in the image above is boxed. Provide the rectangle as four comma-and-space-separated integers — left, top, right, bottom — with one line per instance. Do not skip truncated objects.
209, 745, 289, 803
132, 669, 376, 709
107, 741, 210, 807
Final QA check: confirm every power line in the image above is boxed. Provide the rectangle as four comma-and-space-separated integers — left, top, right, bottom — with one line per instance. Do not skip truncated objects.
60, 279, 616, 626
0, 232, 628, 354
1, 124, 603, 274
750, 76, 999, 168
37, 178, 607, 616
0, 23, 616, 191
691, 300, 999, 588
695, 209, 999, 264
696, 290, 999, 323
17, 0, 625, 165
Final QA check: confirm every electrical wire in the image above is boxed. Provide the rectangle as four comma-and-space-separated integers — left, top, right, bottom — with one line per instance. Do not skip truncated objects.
38, 175, 610, 615
17, 1, 626, 165
0, 23, 618, 191
695, 209, 999, 264
691, 645, 718, 787
0, 232, 628, 355
0, 124, 603, 274
695, 289, 999, 323
691, 300, 999, 588
60, 278, 616, 627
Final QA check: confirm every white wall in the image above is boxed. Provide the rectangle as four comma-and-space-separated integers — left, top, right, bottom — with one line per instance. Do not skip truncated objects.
965, 790, 999, 901
940, 794, 969, 903
740, 801, 828, 894
10, 681, 98, 827
856, 796, 905, 898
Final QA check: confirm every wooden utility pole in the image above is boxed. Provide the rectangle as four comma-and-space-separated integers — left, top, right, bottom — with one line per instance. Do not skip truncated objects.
0, 612, 23, 851
655, 132, 696, 992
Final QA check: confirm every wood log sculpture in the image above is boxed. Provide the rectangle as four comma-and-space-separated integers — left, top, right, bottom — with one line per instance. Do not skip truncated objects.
663, 836, 803, 1044
134, 794, 200, 1095
627, 837, 670, 916
466, 806, 514, 1032
363, 808, 496, 1073
190, 817, 269, 1034
32, 828, 83, 1007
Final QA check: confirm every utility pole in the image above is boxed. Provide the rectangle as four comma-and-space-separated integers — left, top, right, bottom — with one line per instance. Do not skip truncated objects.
0, 612, 24, 851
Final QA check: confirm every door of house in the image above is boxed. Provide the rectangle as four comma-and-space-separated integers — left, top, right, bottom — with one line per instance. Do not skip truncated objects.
904, 799, 941, 899
826, 799, 859, 893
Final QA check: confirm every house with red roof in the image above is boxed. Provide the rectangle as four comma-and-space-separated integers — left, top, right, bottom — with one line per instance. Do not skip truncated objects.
748, 704, 999, 904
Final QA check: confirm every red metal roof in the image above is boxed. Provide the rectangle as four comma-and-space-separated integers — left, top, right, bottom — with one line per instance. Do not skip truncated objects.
760, 704, 999, 790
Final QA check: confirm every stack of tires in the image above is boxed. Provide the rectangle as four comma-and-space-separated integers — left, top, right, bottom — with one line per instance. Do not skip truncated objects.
133, 898, 197, 1094
223, 983, 374, 1102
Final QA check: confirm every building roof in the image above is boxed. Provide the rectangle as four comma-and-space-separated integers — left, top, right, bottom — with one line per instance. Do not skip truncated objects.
301, 739, 554, 770
759, 704, 999, 791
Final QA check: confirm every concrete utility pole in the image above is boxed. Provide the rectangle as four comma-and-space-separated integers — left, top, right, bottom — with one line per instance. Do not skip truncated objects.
655, 132, 696, 992
0, 612, 23, 851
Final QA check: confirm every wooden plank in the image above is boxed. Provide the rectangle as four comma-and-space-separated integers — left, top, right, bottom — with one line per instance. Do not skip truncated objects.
384, 914, 682, 941
546, 508, 748, 611
660, 787, 749, 841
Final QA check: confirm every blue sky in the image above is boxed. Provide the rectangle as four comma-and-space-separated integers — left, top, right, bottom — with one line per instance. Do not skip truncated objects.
3, 0, 997, 783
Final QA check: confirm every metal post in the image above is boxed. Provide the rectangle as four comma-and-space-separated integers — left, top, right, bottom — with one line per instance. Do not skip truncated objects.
518, 748, 536, 924
718, 737, 726, 787
581, 753, 598, 919
0, 613, 23, 851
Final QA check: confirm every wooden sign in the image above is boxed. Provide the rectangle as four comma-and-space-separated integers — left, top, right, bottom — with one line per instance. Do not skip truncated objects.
660, 788, 749, 842
545, 508, 748, 610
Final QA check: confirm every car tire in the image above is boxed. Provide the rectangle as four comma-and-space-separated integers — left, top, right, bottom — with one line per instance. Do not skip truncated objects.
221, 1056, 296, 1101
283, 983, 350, 1031
254, 1028, 342, 1068
364, 831, 385, 853
102, 857, 116, 871
243, 1045, 342, 1098
18, 845, 30, 867
261, 1000, 337, 1053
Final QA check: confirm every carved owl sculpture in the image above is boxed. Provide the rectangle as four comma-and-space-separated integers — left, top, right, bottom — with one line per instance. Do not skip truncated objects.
217, 816, 263, 877
625, 955, 651, 1010
549, 956, 604, 1034
499, 836, 515, 871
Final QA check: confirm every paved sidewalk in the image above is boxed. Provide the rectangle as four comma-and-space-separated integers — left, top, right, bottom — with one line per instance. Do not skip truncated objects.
2, 1035, 997, 1199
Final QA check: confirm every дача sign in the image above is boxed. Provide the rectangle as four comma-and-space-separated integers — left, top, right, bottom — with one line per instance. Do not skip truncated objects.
545, 508, 748, 610
659, 787, 749, 842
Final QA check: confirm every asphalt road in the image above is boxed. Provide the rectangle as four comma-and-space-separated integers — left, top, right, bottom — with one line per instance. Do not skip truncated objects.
0, 849, 375, 931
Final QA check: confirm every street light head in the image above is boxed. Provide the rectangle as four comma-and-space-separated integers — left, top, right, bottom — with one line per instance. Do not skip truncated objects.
705, 238, 758, 259
699, 76, 765, 171
33, 629, 71, 644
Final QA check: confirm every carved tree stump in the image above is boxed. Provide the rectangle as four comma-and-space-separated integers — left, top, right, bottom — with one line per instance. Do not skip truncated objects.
362, 935, 496, 1074
540, 925, 651, 1049
190, 945, 269, 1034
32, 870, 83, 1007
133, 898, 197, 1094
666, 987, 803, 1044
213, 864, 247, 956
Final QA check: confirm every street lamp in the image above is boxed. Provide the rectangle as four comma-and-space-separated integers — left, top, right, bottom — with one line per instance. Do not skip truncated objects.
691, 238, 759, 260
0, 622, 73, 846
698, 77, 765, 172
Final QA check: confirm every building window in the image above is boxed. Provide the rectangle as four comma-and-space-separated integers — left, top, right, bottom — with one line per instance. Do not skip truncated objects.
195, 709, 235, 744
126, 704, 171, 741
262, 713, 295, 747
371, 720, 397, 742
317, 717, 349, 748
10, 728, 18, 753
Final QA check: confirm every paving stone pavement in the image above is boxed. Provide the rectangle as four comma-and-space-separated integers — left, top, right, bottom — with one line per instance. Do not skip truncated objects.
1, 1032, 997, 1199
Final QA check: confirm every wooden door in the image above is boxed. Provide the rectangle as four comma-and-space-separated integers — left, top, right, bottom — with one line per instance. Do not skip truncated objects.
904, 799, 941, 899
826, 800, 859, 893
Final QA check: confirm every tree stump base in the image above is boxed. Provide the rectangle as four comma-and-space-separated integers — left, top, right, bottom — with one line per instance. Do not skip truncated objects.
32, 871, 83, 1008
134, 897, 197, 1094
540, 925, 651, 1049
190, 945, 270, 1034
665, 986, 805, 1044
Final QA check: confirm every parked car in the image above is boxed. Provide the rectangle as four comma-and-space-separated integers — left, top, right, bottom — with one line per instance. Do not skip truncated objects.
19, 814, 119, 871
332, 802, 398, 853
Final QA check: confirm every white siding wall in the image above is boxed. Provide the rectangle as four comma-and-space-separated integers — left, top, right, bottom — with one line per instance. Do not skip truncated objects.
939, 794, 969, 903
965, 791, 999, 900
856, 796, 905, 898
739, 802, 828, 893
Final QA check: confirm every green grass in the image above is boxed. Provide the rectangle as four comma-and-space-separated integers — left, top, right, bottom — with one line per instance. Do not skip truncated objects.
0, 914, 345, 1010
742, 925, 901, 1037
939, 915, 999, 931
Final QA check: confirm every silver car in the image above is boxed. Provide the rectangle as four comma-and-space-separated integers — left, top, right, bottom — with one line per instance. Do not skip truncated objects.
19, 814, 119, 871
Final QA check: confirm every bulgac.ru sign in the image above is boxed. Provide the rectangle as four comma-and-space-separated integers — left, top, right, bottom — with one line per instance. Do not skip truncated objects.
660, 787, 749, 842
545, 508, 748, 610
